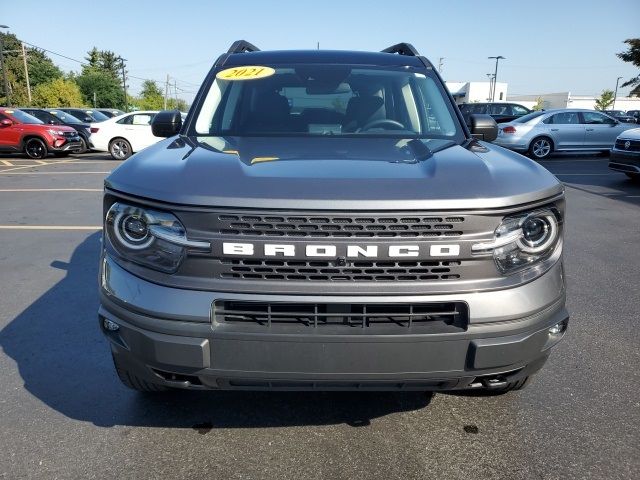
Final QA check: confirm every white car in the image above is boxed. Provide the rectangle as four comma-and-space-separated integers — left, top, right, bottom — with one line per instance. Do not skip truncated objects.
90, 111, 160, 160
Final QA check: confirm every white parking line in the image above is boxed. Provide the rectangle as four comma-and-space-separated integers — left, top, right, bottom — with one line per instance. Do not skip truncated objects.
0, 160, 14, 166
0, 188, 102, 192
0, 225, 102, 230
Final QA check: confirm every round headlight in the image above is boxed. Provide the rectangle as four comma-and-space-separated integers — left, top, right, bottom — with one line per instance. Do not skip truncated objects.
518, 212, 558, 253
113, 211, 153, 249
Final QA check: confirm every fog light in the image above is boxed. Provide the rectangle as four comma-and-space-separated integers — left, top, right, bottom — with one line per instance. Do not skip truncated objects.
103, 319, 120, 331
548, 320, 567, 335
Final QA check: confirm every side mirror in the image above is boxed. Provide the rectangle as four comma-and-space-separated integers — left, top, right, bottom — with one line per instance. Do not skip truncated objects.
469, 114, 498, 142
152, 110, 183, 137
49, 120, 58, 125
83, 116, 93, 123
0, 119, 12, 127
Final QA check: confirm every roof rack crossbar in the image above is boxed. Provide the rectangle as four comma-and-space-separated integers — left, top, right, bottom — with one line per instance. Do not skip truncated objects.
381, 42, 420, 56
227, 40, 261, 54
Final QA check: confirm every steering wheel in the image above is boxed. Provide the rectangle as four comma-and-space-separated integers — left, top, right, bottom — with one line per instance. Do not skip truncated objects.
357, 119, 406, 132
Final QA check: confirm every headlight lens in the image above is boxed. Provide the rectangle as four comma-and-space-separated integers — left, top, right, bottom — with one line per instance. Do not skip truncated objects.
47, 129, 66, 136
105, 202, 207, 273
473, 206, 562, 275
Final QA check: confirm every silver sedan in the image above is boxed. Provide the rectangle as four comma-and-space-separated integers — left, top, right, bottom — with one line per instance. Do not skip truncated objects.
493, 109, 637, 159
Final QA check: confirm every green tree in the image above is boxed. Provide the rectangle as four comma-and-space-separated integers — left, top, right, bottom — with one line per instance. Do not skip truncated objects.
167, 98, 189, 112
32, 78, 84, 107
75, 70, 124, 108
594, 89, 615, 111
617, 38, 640, 96
532, 97, 544, 111
138, 80, 164, 110
0, 32, 63, 106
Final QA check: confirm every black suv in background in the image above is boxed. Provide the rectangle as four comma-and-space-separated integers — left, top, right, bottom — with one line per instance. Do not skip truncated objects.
21, 108, 92, 153
604, 110, 636, 123
98, 108, 125, 118
626, 110, 640, 123
56, 108, 110, 123
458, 102, 532, 125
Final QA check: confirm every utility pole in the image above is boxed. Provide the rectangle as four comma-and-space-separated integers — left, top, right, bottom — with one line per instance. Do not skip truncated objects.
488, 56, 505, 102
317, 42, 320, 50
0, 25, 10, 106
438, 57, 444, 74
120, 57, 128, 112
164, 74, 169, 110
613, 76, 623, 111
93, 91, 97, 108
21, 42, 31, 104
174, 79, 178, 108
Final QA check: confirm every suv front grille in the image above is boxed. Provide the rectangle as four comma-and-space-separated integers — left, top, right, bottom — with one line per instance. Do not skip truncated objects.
213, 300, 468, 332
615, 139, 640, 151
218, 258, 462, 281
217, 214, 465, 238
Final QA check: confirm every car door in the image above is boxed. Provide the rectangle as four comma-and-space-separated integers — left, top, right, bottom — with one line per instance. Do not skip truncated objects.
581, 111, 621, 148
541, 111, 584, 150
0, 112, 23, 150
120, 113, 156, 152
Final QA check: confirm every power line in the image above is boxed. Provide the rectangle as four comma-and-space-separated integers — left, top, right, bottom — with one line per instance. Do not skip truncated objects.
20, 39, 198, 90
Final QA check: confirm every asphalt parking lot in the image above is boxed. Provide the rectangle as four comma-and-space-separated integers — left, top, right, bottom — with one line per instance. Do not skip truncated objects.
0, 151, 638, 480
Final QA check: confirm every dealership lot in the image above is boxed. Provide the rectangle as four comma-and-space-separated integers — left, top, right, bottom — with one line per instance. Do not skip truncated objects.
0, 153, 638, 479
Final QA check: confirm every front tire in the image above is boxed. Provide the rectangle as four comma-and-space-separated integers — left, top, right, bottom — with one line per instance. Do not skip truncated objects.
528, 137, 553, 160
76, 136, 88, 154
112, 353, 168, 392
109, 138, 132, 160
24, 138, 48, 159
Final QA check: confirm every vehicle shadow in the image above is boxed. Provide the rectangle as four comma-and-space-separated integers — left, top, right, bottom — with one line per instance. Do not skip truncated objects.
0, 232, 432, 429
537, 154, 640, 207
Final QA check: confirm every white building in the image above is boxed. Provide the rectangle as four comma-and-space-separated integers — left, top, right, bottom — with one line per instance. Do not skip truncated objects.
507, 92, 640, 111
446, 81, 508, 104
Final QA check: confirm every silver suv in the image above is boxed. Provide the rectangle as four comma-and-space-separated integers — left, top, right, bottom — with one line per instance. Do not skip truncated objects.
99, 41, 568, 394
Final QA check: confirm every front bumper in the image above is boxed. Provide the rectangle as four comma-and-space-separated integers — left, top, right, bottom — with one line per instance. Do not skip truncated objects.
609, 148, 640, 174
51, 137, 82, 152
99, 255, 568, 391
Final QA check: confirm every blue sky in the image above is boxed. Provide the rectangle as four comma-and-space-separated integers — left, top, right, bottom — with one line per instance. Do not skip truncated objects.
3, 0, 639, 101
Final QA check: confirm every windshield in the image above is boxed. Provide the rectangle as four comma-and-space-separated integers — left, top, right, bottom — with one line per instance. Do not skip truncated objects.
48, 109, 83, 124
513, 111, 546, 123
84, 110, 109, 121
191, 64, 463, 140
5, 109, 43, 124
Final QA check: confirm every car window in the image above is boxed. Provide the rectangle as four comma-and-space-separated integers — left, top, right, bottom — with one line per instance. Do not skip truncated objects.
582, 112, 616, 125
489, 104, 511, 115
512, 105, 529, 115
131, 114, 153, 125
513, 111, 546, 123
545, 112, 580, 125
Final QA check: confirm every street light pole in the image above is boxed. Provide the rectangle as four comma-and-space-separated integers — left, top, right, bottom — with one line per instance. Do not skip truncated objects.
119, 57, 128, 112
486, 73, 495, 101
488, 56, 505, 102
613, 76, 623, 111
0, 25, 10, 106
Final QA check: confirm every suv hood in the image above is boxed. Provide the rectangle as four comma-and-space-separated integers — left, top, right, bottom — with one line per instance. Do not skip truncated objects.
106, 136, 563, 210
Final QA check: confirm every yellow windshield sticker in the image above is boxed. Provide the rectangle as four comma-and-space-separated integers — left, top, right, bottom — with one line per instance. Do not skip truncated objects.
4, 110, 14, 113
216, 66, 275, 81
222, 150, 239, 155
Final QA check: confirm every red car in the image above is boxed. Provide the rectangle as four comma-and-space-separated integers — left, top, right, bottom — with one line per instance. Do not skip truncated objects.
0, 108, 82, 159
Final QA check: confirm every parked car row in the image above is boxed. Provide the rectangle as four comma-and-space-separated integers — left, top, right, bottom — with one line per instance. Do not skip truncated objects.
0, 107, 159, 159
491, 109, 638, 160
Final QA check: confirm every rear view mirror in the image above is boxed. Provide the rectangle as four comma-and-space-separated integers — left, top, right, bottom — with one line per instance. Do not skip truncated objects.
152, 110, 183, 137
469, 114, 498, 142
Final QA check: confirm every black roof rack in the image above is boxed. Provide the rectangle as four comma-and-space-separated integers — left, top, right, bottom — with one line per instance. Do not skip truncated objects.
381, 43, 420, 56
227, 40, 260, 54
